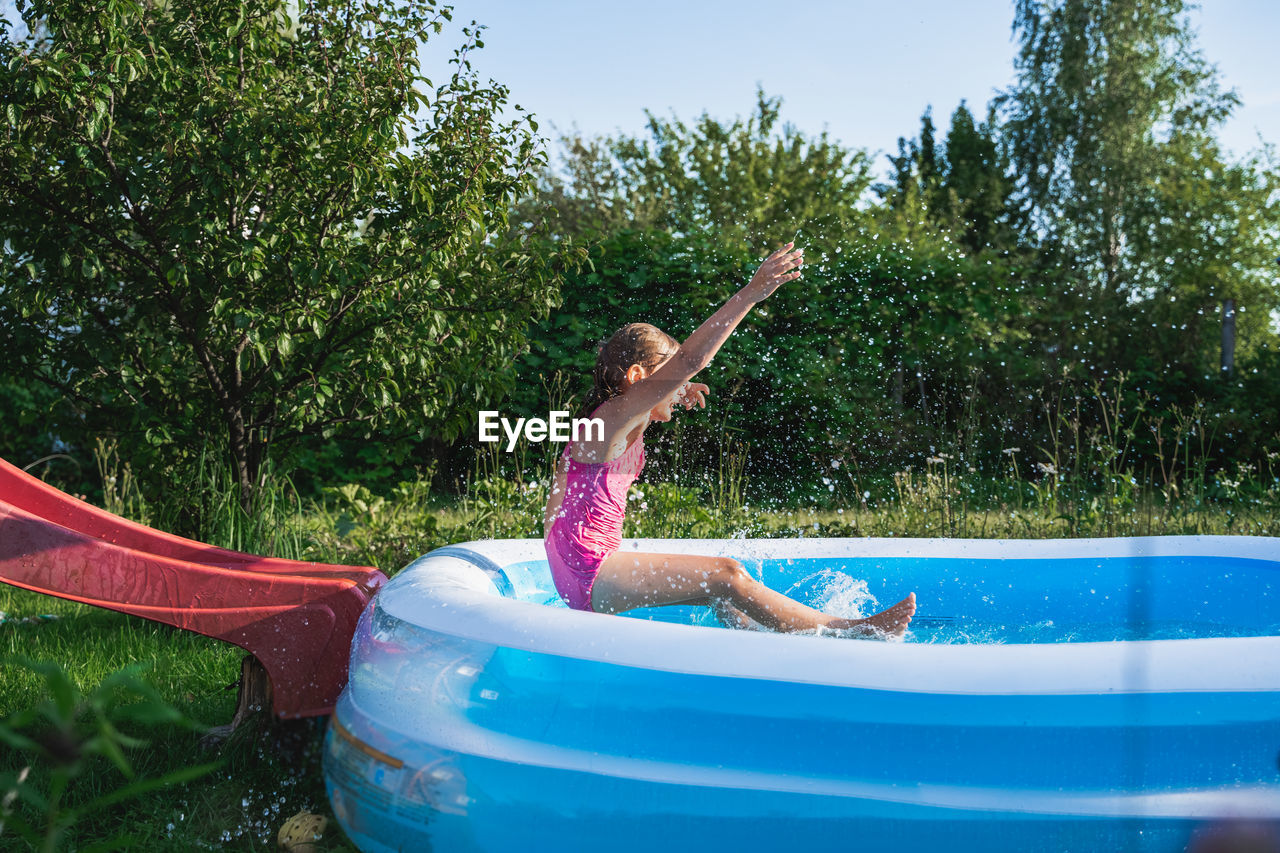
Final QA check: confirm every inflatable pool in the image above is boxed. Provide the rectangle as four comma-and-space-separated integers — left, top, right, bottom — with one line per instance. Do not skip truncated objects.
323, 536, 1280, 851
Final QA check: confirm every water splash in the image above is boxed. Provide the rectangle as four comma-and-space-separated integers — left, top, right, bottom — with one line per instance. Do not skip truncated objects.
785, 568, 879, 620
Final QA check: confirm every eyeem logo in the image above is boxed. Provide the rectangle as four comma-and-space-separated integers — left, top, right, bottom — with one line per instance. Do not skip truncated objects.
478, 411, 604, 452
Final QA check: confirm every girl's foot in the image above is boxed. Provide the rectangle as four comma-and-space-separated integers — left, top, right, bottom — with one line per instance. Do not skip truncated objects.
827, 593, 916, 639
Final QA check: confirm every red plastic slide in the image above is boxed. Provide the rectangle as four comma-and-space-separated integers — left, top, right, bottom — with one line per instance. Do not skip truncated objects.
0, 456, 387, 718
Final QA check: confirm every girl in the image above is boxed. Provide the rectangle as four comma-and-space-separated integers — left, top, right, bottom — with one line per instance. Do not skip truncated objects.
543, 242, 916, 638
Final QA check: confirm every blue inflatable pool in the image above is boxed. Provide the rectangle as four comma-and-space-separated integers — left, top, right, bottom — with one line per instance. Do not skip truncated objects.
323, 536, 1280, 851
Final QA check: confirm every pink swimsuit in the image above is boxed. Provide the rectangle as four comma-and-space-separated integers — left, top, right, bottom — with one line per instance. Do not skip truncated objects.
544, 435, 646, 612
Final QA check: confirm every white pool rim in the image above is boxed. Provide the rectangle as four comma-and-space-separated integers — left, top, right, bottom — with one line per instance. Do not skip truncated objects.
379, 535, 1280, 697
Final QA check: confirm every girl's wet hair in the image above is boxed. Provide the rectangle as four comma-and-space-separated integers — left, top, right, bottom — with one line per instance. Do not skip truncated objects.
580, 323, 679, 418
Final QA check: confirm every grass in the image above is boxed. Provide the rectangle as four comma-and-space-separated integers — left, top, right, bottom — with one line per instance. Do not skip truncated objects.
0, 596, 332, 851
3, 413, 1279, 850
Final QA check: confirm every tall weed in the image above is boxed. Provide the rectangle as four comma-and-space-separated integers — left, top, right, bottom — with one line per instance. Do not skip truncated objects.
0, 659, 216, 852
93, 441, 307, 559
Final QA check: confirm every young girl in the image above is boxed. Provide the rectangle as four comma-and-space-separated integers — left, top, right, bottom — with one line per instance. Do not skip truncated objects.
543, 242, 917, 638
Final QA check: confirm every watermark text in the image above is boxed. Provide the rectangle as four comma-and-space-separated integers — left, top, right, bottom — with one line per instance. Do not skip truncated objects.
478, 411, 604, 452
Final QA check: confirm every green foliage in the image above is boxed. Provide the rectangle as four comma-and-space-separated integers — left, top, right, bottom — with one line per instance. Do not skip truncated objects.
0, 0, 577, 508
93, 436, 311, 554
884, 106, 947, 228
514, 92, 1038, 487
996, 0, 1278, 375
307, 479, 442, 570
939, 103, 1025, 255
3, 0, 1273, 508
0, 380, 74, 480
524, 89, 875, 253
1000, 0, 1235, 277
622, 482, 716, 539
455, 442, 552, 541
515, 219, 1033, 491
0, 658, 216, 851
0, 588, 352, 850
1128, 139, 1280, 369
93, 439, 152, 527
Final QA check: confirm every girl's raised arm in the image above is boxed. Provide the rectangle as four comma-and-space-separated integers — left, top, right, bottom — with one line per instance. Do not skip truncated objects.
618, 242, 803, 417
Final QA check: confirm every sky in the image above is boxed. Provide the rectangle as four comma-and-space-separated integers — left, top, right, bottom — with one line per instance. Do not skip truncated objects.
422, 0, 1280, 172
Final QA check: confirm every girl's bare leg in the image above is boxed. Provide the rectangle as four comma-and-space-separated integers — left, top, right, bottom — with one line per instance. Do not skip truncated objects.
591, 551, 914, 638
713, 601, 762, 630
638, 594, 758, 630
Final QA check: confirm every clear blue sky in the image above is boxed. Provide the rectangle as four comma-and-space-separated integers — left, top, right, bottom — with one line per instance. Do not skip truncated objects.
428, 0, 1279, 170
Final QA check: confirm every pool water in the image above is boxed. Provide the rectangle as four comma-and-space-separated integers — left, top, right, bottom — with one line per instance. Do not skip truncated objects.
516, 555, 1279, 643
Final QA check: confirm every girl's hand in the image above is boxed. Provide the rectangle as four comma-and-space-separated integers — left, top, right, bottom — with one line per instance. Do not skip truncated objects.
676, 382, 710, 410
744, 241, 803, 303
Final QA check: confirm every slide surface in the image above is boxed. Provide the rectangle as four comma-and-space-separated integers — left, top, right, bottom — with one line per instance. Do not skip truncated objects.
0, 456, 387, 718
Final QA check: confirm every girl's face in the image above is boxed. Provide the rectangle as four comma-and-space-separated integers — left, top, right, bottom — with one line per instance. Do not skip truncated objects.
619, 351, 682, 422
644, 352, 681, 423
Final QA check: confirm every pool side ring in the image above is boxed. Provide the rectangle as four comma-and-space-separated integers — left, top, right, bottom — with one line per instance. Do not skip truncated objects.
325, 536, 1280, 852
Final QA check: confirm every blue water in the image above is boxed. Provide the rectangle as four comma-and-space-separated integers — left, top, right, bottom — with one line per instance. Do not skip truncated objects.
511, 555, 1280, 643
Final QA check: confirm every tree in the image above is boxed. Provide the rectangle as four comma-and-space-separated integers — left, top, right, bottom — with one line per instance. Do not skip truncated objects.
880, 104, 1022, 257
1128, 137, 1280, 375
0, 0, 574, 507
882, 115, 940, 233
939, 102, 1022, 256
1000, 0, 1231, 288
997, 0, 1276, 375
525, 89, 877, 256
